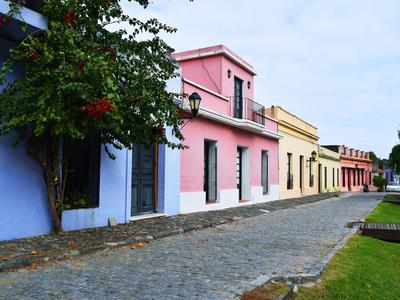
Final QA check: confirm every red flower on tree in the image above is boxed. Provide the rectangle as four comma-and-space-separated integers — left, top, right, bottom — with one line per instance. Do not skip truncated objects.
106, 47, 117, 59
28, 51, 42, 63
81, 98, 115, 120
77, 60, 86, 71
0, 16, 11, 26
63, 11, 78, 28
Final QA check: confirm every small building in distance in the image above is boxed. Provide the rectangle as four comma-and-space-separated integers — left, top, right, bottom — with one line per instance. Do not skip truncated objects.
323, 145, 373, 192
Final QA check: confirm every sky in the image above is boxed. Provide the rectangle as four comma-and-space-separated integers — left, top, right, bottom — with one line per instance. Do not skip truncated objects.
121, 0, 399, 158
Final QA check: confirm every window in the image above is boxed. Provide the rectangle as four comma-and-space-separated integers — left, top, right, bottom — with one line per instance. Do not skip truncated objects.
324, 167, 327, 189
64, 134, 101, 209
332, 168, 335, 187
309, 161, 314, 188
337, 168, 340, 187
204, 141, 217, 202
342, 168, 346, 187
287, 153, 293, 190
234, 77, 243, 119
262, 151, 269, 194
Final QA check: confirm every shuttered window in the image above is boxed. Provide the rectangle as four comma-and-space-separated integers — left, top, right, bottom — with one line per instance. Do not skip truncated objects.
262, 151, 269, 194
204, 141, 217, 202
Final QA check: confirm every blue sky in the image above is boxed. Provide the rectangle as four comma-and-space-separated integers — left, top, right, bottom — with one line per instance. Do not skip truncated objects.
121, 0, 400, 158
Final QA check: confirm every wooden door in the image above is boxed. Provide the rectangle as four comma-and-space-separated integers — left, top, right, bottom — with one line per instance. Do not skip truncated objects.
131, 144, 156, 215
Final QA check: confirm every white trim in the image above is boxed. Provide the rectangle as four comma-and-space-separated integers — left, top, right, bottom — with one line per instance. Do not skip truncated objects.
183, 78, 229, 102
198, 107, 283, 140
130, 213, 165, 222
175, 49, 257, 75
251, 185, 280, 203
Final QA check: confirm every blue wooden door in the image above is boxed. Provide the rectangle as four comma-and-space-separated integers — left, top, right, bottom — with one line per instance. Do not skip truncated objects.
132, 144, 156, 215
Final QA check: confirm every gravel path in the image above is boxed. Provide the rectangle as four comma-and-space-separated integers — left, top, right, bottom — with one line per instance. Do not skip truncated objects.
0, 193, 381, 299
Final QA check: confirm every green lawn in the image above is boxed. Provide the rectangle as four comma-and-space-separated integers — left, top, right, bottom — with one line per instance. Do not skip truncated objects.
383, 194, 400, 201
295, 196, 400, 300
365, 197, 400, 223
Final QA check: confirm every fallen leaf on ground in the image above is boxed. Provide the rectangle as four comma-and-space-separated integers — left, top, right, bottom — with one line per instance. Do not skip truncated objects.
73, 262, 86, 269
129, 241, 148, 249
31, 250, 38, 255
68, 241, 79, 249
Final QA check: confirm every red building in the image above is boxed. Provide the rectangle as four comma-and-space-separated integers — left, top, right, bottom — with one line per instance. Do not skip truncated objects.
323, 145, 373, 192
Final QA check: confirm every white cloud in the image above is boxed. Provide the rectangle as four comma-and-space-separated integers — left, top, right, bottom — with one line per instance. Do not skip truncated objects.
120, 0, 400, 158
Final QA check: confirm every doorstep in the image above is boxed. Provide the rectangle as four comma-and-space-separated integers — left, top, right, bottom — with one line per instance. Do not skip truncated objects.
130, 213, 166, 222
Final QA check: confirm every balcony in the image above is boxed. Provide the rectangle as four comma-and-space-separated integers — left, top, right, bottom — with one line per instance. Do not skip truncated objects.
10, 0, 43, 13
228, 96, 266, 126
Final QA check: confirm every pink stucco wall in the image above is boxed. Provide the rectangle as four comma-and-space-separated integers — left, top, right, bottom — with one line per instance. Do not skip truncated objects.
176, 45, 279, 196
180, 117, 279, 193
174, 45, 255, 100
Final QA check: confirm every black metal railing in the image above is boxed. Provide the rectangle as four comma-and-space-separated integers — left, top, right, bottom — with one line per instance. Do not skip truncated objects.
228, 96, 266, 126
287, 174, 294, 190
10, 0, 43, 13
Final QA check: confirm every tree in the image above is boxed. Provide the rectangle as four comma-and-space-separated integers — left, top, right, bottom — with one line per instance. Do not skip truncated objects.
369, 151, 379, 162
372, 175, 388, 192
389, 145, 400, 176
0, 0, 185, 233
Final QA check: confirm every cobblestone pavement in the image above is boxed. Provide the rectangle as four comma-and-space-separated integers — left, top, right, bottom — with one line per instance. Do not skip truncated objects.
0, 192, 337, 271
0, 193, 381, 299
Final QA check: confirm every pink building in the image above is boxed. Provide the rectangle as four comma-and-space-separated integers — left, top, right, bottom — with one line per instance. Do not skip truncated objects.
174, 45, 281, 213
323, 145, 374, 192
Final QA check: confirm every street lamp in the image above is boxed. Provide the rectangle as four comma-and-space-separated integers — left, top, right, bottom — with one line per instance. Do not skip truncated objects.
188, 92, 202, 119
310, 151, 317, 162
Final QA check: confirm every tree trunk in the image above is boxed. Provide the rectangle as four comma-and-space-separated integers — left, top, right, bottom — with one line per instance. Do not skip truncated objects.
45, 171, 62, 233
28, 133, 63, 234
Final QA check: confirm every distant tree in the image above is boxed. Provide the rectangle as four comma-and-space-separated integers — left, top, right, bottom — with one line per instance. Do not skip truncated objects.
369, 151, 380, 162
389, 145, 400, 175
373, 175, 388, 192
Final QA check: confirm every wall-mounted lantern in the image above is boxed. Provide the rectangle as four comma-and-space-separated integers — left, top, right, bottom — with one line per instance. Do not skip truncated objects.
188, 92, 202, 119
310, 151, 317, 162
247, 80, 251, 89
227, 69, 232, 78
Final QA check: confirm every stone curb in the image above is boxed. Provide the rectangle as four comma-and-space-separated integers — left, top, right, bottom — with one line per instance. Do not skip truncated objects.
0, 192, 346, 272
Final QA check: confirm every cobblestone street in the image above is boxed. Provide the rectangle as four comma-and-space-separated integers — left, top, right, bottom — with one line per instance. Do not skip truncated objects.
0, 193, 381, 299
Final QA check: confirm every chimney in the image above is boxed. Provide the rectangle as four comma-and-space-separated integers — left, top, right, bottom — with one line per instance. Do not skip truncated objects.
350, 148, 354, 157
360, 151, 364, 159
366, 152, 370, 160
344, 147, 348, 156
355, 150, 359, 157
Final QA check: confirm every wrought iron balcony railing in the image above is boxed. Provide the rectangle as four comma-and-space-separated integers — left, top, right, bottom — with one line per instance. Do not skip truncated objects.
228, 96, 266, 126
10, 0, 43, 13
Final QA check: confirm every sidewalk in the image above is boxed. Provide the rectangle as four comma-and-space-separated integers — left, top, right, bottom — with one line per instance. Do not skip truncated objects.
0, 192, 338, 271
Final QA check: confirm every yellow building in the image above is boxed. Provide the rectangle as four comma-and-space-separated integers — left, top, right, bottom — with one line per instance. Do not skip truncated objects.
318, 146, 341, 193
266, 106, 319, 199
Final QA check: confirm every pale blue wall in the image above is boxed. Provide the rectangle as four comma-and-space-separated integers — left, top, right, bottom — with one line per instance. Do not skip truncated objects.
159, 127, 181, 216
0, 39, 53, 241
62, 146, 129, 231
